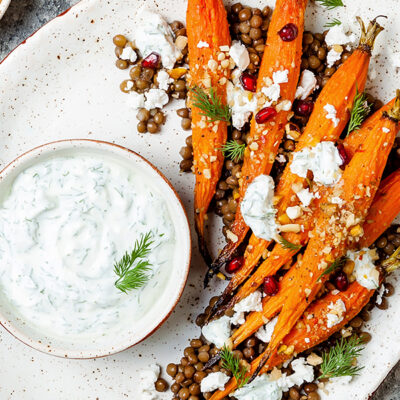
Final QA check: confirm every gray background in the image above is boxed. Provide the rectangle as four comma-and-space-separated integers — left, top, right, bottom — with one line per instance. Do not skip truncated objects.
0, 1, 399, 399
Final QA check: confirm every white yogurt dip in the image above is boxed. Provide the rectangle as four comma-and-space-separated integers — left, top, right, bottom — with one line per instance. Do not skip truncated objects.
0, 155, 176, 338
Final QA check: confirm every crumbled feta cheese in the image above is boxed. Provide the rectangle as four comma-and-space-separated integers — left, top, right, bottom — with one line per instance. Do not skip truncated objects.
347, 248, 380, 290
156, 70, 173, 91
133, 10, 181, 69
201, 372, 230, 393
325, 24, 357, 47
290, 141, 343, 186
376, 284, 386, 305
286, 206, 302, 220
234, 291, 263, 313
296, 188, 314, 207
255, 316, 278, 343
326, 299, 346, 329
277, 358, 314, 392
229, 41, 250, 71
327, 48, 342, 68
144, 89, 169, 110
127, 91, 146, 110
295, 70, 317, 100
120, 46, 138, 63
201, 316, 231, 348
233, 375, 282, 400
197, 40, 210, 48
226, 81, 257, 130
139, 364, 160, 399
324, 104, 340, 127
241, 175, 279, 241
262, 84, 280, 103
382, 127, 390, 133
273, 70, 289, 84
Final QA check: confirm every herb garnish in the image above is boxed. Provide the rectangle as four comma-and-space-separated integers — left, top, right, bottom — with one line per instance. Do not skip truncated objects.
317, 256, 347, 281
316, 0, 344, 10
348, 89, 371, 134
324, 18, 342, 28
278, 235, 302, 251
114, 232, 154, 294
190, 86, 231, 123
220, 140, 246, 162
319, 336, 364, 379
220, 345, 249, 388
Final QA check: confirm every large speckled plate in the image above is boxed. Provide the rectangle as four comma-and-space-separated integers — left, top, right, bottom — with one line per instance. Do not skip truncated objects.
0, 0, 399, 398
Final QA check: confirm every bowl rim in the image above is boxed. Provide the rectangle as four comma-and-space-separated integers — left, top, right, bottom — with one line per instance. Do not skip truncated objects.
0, 0, 11, 20
0, 138, 192, 359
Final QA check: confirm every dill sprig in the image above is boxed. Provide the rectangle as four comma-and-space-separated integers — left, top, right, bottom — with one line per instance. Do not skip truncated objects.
347, 89, 371, 134
316, 0, 344, 10
324, 18, 342, 28
190, 86, 231, 123
317, 256, 347, 281
278, 235, 302, 251
220, 345, 249, 388
319, 336, 365, 380
220, 140, 246, 162
114, 232, 154, 294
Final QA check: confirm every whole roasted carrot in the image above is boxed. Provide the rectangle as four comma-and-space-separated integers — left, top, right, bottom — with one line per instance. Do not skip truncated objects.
208, 18, 384, 316
255, 90, 400, 377
205, 0, 308, 285
187, 0, 231, 264
231, 167, 400, 349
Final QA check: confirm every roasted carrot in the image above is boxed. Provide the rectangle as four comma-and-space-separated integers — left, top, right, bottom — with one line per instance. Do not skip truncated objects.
209, 172, 400, 400
187, 0, 231, 264
206, 0, 308, 285
230, 167, 400, 349
208, 18, 384, 316
255, 90, 400, 377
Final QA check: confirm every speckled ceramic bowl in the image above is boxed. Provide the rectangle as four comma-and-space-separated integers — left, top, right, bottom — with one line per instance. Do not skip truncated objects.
0, 139, 191, 358
0, 0, 11, 20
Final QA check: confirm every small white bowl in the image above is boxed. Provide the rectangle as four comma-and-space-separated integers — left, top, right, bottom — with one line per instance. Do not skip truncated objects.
0, 0, 11, 20
0, 139, 191, 358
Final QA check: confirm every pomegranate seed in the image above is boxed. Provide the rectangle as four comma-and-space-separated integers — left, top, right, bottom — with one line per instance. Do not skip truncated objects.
226, 256, 244, 274
142, 52, 161, 69
263, 276, 279, 296
240, 72, 257, 92
255, 107, 277, 124
337, 144, 349, 168
334, 272, 349, 292
278, 23, 299, 42
294, 100, 314, 117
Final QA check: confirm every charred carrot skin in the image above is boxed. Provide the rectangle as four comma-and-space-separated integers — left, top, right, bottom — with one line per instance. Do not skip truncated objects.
187, 0, 231, 264
208, 20, 386, 316
257, 92, 400, 377
207, 0, 308, 283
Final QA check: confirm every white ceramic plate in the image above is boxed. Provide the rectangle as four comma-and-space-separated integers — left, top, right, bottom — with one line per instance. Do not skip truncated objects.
0, 0, 11, 20
0, 0, 399, 398
0, 139, 191, 358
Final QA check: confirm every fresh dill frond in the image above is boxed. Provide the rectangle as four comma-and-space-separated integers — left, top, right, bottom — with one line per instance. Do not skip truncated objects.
317, 257, 347, 281
347, 89, 371, 134
324, 18, 342, 28
190, 86, 231, 123
114, 232, 154, 294
316, 0, 344, 10
319, 336, 365, 380
278, 235, 302, 251
220, 140, 246, 162
220, 345, 249, 388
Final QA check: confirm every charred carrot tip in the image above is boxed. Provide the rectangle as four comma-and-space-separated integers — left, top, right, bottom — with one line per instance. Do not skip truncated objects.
357, 16, 385, 52
384, 90, 400, 121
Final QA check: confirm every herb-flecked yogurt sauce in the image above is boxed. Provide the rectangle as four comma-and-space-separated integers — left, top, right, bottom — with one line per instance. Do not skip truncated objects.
0, 155, 176, 337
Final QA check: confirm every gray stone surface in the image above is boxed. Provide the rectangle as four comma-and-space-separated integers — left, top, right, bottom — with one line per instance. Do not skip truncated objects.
0, 1, 399, 399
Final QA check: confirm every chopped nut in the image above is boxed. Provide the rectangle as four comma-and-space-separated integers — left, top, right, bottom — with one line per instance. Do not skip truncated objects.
350, 224, 363, 237
280, 224, 301, 233
168, 67, 187, 79
333, 44, 344, 53
203, 169, 211, 179
226, 230, 238, 243
343, 259, 355, 275
221, 59, 230, 69
219, 45, 230, 52
208, 59, 218, 71
307, 353, 323, 366
249, 142, 259, 151
278, 214, 291, 225
217, 272, 226, 280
